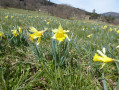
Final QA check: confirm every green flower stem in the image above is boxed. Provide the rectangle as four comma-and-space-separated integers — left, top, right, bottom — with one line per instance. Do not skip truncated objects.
102, 68, 107, 90
115, 57, 119, 90
58, 43, 61, 66
116, 77, 119, 90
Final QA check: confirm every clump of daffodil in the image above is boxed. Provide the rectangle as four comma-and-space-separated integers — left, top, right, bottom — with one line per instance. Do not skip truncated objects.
0, 32, 5, 37
29, 27, 47, 45
11, 27, 22, 37
52, 25, 70, 42
93, 48, 114, 69
87, 34, 92, 38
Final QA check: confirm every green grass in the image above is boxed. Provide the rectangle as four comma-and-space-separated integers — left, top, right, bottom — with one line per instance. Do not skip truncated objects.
0, 7, 119, 90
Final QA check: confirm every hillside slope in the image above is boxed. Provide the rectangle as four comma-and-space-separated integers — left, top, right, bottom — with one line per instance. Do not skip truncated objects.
0, 8, 119, 90
103, 12, 119, 18
0, 0, 87, 19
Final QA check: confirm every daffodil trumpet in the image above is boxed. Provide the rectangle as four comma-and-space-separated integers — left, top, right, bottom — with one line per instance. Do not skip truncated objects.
52, 25, 70, 42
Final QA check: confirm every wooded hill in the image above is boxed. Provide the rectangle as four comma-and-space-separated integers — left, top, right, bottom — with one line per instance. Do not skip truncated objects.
0, 0, 117, 24
0, 0, 87, 19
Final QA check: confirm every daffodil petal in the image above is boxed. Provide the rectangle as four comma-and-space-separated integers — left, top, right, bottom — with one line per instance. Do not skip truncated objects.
65, 34, 70, 41
52, 29, 58, 33
11, 30, 17, 32
102, 48, 106, 54
19, 27, 22, 33
116, 45, 119, 49
59, 24, 63, 30
37, 37, 41, 45
64, 30, 70, 32
97, 50, 107, 57
29, 27, 38, 32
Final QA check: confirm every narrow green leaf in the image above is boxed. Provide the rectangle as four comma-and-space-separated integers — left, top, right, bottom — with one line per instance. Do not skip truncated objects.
102, 69, 107, 90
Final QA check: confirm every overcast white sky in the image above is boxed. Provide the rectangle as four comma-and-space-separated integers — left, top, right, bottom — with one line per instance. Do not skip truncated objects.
50, 0, 119, 14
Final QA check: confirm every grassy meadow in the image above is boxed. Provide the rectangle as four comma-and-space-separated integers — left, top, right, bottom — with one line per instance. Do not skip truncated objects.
0, 8, 119, 90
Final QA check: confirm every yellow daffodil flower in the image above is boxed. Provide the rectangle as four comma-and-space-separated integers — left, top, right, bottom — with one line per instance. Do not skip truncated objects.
103, 25, 107, 29
47, 22, 50, 24
52, 25, 70, 42
29, 33, 41, 45
11, 16, 14, 18
19, 27, 22, 33
93, 48, 113, 69
0, 32, 5, 37
117, 30, 119, 33
11, 30, 19, 37
109, 28, 113, 31
29, 27, 47, 45
87, 34, 92, 38
29, 33, 38, 41
5, 16, 8, 19
11, 27, 22, 37
29, 27, 47, 36
114, 28, 117, 31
